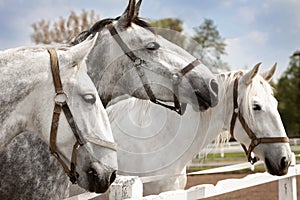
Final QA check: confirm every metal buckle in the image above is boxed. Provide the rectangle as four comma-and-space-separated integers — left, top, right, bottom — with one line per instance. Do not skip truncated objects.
252, 138, 259, 146
172, 73, 182, 85
134, 58, 143, 66
234, 108, 239, 113
54, 92, 68, 105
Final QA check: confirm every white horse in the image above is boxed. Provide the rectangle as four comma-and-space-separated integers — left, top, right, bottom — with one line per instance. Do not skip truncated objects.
107, 63, 292, 195
0, 0, 219, 198
0, 35, 118, 193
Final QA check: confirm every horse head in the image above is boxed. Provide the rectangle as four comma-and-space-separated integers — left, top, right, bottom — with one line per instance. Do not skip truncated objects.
74, 0, 219, 114
25, 37, 117, 192
230, 63, 292, 175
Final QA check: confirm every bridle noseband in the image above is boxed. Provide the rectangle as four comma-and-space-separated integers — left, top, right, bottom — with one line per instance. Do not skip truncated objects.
47, 49, 117, 184
107, 24, 201, 115
229, 77, 289, 164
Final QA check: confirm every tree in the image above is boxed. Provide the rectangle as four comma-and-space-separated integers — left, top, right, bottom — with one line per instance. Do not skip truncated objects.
191, 19, 228, 72
150, 18, 187, 48
31, 10, 100, 44
275, 50, 300, 137
151, 18, 228, 72
150, 18, 183, 32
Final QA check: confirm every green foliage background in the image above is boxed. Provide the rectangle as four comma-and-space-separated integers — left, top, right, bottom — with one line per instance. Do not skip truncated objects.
275, 51, 300, 137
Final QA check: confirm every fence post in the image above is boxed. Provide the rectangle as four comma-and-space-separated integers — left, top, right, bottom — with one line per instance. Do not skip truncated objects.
108, 176, 143, 200
220, 143, 224, 158
278, 153, 297, 200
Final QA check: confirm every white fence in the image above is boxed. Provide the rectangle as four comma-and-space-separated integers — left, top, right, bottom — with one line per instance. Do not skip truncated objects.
66, 153, 299, 200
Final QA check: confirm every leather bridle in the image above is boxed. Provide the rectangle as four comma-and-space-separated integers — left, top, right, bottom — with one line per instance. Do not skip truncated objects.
107, 24, 201, 115
230, 77, 289, 164
47, 49, 117, 184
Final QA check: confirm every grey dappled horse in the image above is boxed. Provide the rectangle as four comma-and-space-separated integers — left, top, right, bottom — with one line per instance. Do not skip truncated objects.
0, 36, 117, 197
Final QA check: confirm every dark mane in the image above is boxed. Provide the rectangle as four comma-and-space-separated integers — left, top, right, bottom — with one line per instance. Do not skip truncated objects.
71, 18, 115, 45
71, 17, 155, 45
133, 18, 155, 33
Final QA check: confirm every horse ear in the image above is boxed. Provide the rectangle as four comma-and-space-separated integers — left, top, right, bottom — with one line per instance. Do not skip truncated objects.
241, 62, 261, 85
135, 0, 143, 17
118, 0, 136, 28
261, 63, 277, 82
68, 34, 97, 66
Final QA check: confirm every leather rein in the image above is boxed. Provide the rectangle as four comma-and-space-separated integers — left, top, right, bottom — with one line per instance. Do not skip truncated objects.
47, 49, 117, 184
229, 77, 289, 164
107, 24, 201, 115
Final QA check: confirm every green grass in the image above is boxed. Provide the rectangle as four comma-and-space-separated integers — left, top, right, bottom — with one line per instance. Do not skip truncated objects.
206, 152, 246, 159
188, 149, 300, 174
192, 152, 247, 164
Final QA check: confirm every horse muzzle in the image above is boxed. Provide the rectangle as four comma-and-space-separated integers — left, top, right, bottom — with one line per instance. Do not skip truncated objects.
191, 78, 219, 111
85, 162, 117, 193
265, 156, 291, 176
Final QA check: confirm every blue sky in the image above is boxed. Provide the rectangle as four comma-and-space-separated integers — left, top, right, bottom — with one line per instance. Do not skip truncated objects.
1, 0, 300, 79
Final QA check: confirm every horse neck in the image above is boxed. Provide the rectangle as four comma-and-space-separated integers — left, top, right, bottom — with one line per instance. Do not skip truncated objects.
184, 72, 239, 160
86, 31, 131, 106
0, 48, 50, 147
149, 74, 237, 174
218, 72, 243, 132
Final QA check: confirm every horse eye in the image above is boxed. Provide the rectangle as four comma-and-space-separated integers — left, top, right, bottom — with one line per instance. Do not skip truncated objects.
83, 94, 96, 104
146, 42, 160, 51
253, 104, 261, 111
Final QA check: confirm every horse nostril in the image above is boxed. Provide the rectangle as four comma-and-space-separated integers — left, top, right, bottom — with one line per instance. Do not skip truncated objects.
110, 170, 117, 184
210, 79, 219, 96
280, 157, 290, 169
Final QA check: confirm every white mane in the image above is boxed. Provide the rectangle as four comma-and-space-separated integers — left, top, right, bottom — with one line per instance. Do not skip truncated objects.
211, 71, 243, 145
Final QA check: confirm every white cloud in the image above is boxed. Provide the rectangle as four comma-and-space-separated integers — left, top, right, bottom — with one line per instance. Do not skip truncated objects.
237, 6, 259, 24
225, 31, 269, 56
223, 30, 290, 79
247, 31, 269, 44
224, 31, 269, 69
